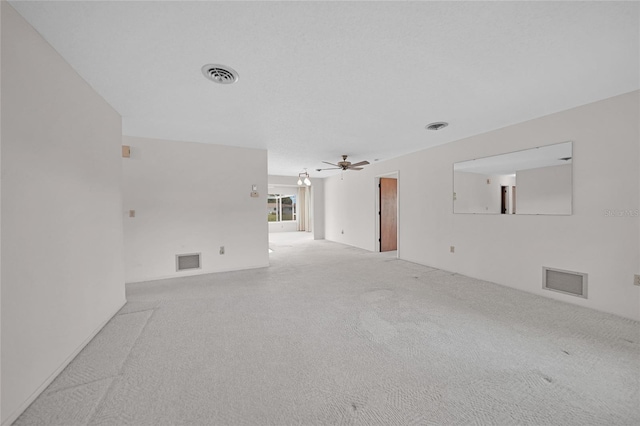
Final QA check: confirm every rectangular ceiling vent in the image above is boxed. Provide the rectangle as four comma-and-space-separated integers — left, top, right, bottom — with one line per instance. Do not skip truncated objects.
543, 267, 587, 299
176, 253, 201, 272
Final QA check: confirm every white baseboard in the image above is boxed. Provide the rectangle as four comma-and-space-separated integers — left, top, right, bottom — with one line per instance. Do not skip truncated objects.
1, 299, 127, 426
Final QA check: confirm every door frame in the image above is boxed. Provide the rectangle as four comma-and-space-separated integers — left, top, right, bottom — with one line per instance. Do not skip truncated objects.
374, 171, 400, 257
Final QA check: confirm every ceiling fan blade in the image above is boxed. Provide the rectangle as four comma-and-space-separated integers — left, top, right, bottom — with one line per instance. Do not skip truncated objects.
322, 161, 339, 167
317, 167, 341, 171
349, 161, 370, 167
348, 167, 364, 170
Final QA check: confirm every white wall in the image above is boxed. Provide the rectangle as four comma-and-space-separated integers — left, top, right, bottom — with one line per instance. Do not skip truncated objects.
1, 3, 126, 424
325, 169, 384, 249
268, 175, 325, 239
516, 164, 572, 214
269, 184, 298, 196
324, 91, 640, 320
269, 221, 299, 233
0, 1, 4, 422
123, 136, 268, 283
311, 179, 325, 240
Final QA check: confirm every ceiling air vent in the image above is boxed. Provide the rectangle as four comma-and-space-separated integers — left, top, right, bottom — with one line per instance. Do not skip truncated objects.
201, 64, 239, 84
425, 122, 449, 131
543, 267, 587, 298
176, 253, 201, 271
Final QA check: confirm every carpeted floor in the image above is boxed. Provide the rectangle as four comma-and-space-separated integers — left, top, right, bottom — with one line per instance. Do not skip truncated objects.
15, 233, 640, 425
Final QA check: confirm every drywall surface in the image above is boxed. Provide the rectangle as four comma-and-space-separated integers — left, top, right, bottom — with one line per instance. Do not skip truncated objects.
517, 164, 572, 214
0, 1, 3, 422
324, 91, 640, 320
269, 221, 298, 233
123, 136, 268, 283
1, 3, 126, 424
268, 175, 325, 239
268, 185, 299, 196
311, 181, 325, 240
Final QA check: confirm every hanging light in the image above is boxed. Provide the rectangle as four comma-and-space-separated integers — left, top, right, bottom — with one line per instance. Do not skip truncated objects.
297, 169, 311, 186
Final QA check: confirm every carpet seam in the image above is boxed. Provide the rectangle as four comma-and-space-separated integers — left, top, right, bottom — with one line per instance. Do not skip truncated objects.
43, 376, 119, 396
116, 308, 157, 376
117, 307, 158, 316
86, 308, 156, 425
84, 376, 121, 425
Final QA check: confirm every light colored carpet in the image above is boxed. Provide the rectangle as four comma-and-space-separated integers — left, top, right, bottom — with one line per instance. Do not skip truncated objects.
15, 233, 640, 425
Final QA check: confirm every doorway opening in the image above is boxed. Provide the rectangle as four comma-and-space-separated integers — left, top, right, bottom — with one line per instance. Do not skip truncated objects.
500, 185, 516, 214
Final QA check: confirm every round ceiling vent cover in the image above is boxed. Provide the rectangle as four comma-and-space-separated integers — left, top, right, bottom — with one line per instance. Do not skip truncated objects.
201, 64, 239, 84
425, 122, 448, 131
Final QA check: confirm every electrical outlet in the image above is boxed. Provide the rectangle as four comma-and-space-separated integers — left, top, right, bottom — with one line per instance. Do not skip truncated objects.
129, 210, 135, 218
634, 274, 640, 286
450, 246, 455, 253
341, 229, 344, 234
219, 246, 225, 255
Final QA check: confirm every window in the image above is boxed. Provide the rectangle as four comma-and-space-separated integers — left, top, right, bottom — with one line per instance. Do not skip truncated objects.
267, 194, 296, 222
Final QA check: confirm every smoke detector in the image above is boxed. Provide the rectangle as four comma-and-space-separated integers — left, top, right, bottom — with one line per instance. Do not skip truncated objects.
425, 122, 449, 131
201, 64, 239, 84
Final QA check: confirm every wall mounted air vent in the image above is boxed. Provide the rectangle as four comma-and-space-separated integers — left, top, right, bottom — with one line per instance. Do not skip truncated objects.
176, 253, 201, 271
543, 267, 588, 298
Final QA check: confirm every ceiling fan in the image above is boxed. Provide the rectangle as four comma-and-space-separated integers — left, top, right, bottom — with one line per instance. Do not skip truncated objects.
316, 155, 370, 172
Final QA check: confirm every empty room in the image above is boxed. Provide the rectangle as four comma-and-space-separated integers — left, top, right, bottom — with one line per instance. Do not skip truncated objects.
1, 1, 639, 425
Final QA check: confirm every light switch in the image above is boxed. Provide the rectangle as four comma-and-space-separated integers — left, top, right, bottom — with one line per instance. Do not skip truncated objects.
129, 210, 135, 218
122, 146, 131, 158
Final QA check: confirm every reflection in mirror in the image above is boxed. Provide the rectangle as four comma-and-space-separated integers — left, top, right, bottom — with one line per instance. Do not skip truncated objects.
453, 141, 572, 215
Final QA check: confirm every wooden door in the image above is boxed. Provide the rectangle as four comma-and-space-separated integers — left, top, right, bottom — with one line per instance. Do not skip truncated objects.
380, 178, 397, 252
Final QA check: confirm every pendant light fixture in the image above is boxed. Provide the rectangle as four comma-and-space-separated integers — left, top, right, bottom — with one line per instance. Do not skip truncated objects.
297, 169, 311, 186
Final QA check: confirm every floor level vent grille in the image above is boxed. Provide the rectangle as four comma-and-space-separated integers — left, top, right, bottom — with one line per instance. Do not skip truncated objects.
176, 253, 201, 271
543, 267, 587, 298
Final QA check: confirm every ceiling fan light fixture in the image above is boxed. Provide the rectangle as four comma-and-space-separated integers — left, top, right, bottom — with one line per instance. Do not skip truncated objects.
425, 121, 449, 131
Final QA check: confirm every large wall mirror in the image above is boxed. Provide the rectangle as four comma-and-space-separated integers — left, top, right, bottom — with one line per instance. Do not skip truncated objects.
453, 141, 572, 215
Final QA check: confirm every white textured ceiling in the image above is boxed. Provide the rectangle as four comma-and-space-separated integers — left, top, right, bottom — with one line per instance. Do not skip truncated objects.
9, 1, 639, 176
